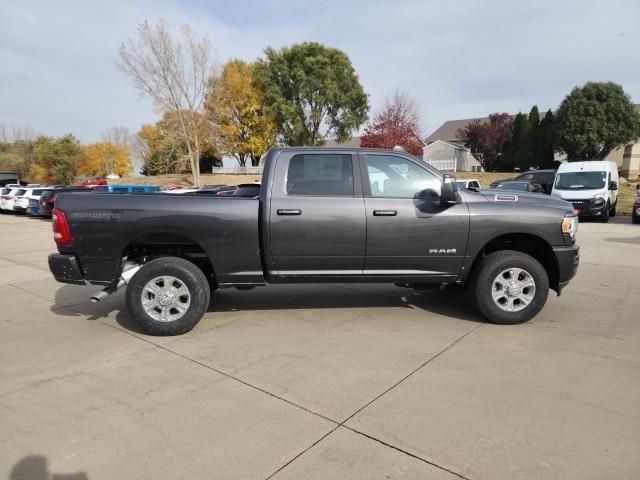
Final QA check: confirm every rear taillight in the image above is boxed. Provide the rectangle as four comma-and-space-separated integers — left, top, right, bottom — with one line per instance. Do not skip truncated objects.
52, 208, 73, 246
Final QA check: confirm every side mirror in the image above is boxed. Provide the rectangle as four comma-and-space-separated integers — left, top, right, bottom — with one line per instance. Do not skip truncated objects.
441, 174, 460, 204
609, 181, 618, 191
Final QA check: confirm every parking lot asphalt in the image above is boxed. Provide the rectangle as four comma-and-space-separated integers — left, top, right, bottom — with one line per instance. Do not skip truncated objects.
1, 213, 639, 480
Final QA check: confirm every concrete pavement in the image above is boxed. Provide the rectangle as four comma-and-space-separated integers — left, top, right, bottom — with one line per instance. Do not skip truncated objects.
1, 213, 639, 479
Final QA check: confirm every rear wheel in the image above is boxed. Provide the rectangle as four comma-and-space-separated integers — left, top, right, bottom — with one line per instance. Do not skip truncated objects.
470, 250, 549, 325
126, 257, 210, 336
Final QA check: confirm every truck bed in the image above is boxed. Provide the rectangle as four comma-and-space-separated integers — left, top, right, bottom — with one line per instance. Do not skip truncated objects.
54, 192, 263, 285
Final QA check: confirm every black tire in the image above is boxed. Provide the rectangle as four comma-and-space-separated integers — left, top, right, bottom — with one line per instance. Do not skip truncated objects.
610, 201, 616, 218
632, 212, 640, 224
126, 257, 210, 336
470, 250, 549, 325
599, 202, 610, 223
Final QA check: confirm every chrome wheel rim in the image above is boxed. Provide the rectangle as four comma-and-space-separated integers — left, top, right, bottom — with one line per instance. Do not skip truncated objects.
491, 268, 536, 312
141, 276, 191, 322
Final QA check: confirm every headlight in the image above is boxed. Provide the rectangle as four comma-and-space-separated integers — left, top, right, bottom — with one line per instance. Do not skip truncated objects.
561, 215, 578, 240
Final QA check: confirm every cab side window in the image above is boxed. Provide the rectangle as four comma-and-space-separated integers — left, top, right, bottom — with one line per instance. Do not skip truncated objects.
365, 155, 440, 198
286, 154, 354, 196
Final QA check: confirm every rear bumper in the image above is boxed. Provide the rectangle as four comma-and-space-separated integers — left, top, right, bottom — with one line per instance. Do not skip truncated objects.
553, 244, 580, 292
48, 253, 86, 285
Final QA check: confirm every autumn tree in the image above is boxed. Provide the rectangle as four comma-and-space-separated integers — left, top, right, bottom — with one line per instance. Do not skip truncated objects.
135, 112, 220, 176
81, 141, 132, 177
255, 42, 369, 146
556, 81, 640, 160
117, 20, 215, 186
360, 91, 424, 155
457, 113, 513, 171
206, 60, 276, 166
30, 135, 82, 184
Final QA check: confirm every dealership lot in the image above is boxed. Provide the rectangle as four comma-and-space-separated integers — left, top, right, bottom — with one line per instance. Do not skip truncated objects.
1, 214, 639, 479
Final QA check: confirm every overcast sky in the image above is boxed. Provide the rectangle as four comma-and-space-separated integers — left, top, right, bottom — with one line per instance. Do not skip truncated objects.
1, 0, 639, 142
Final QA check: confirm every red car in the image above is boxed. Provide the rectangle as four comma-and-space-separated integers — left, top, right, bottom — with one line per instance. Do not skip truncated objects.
79, 178, 108, 187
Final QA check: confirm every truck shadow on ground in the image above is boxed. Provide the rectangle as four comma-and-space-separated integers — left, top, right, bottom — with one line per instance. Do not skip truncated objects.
9, 455, 88, 480
52, 284, 485, 335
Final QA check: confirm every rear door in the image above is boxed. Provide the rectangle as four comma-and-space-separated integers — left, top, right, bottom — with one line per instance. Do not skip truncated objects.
268, 151, 366, 278
361, 153, 469, 279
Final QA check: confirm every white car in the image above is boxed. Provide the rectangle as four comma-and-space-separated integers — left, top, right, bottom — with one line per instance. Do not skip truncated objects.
1, 186, 24, 212
455, 178, 481, 189
552, 160, 619, 222
14, 187, 45, 213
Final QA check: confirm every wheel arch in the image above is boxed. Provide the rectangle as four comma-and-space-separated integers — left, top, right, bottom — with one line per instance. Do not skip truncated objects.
120, 231, 217, 289
465, 232, 560, 293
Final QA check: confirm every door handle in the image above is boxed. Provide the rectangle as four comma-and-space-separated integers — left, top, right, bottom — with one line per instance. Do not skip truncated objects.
277, 209, 302, 215
373, 210, 398, 216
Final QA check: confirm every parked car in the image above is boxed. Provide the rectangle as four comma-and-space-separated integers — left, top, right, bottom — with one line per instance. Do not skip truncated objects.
632, 184, 640, 224
108, 184, 162, 193
455, 179, 481, 189
490, 169, 556, 194
216, 183, 261, 198
14, 188, 45, 213
79, 178, 108, 187
158, 188, 199, 194
38, 187, 89, 218
551, 161, 618, 222
0, 186, 24, 212
26, 198, 42, 217
491, 181, 544, 193
49, 147, 579, 335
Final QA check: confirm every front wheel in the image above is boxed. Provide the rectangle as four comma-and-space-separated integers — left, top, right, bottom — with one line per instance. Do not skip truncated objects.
126, 257, 211, 335
470, 250, 549, 325
598, 202, 610, 223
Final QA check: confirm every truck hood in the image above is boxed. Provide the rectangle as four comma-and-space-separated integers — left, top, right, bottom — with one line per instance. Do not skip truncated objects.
478, 189, 575, 214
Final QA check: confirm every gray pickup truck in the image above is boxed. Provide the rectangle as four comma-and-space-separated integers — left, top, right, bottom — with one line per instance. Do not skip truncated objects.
49, 147, 580, 335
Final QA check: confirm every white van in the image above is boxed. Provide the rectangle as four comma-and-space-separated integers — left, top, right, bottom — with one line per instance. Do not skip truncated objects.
551, 161, 618, 222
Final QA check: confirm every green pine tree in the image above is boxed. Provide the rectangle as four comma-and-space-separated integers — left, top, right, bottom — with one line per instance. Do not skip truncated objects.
509, 113, 532, 171
538, 110, 556, 169
528, 106, 541, 168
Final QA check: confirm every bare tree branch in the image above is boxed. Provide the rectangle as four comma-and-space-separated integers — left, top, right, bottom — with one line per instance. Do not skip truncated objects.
115, 20, 215, 186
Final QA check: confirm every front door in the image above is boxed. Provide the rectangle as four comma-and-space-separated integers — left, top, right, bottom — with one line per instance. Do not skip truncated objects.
268, 151, 366, 278
361, 153, 469, 279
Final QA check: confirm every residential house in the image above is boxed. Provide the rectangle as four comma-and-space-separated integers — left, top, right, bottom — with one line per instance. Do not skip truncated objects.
427, 107, 640, 177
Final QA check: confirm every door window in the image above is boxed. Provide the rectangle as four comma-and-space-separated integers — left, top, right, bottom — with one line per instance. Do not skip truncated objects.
286, 154, 354, 196
365, 155, 440, 198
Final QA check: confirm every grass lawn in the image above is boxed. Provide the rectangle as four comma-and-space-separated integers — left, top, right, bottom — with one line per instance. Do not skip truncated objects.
114, 171, 638, 215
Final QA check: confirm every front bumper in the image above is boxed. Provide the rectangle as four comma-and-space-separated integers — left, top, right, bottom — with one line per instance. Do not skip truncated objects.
48, 253, 86, 285
568, 199, 607, 217
553, 244, 580, 292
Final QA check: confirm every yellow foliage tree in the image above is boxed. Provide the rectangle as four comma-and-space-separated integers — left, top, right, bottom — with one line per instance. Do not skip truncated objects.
80, 141, 132, 177
206, 60, 276, 166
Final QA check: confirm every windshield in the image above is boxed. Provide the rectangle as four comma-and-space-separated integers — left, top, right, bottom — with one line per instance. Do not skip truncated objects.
555, 171, 606, 190
495, 182, 529, 191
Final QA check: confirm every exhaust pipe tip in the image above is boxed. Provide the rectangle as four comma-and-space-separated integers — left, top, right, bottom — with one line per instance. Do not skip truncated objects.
88, 264, 141, 303
91, 291, 110, 303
